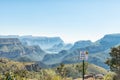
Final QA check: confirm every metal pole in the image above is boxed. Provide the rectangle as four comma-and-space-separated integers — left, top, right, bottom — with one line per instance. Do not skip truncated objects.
83, 60, 84, 80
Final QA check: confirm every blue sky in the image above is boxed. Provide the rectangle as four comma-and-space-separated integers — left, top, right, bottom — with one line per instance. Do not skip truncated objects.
0, 0, 120, 43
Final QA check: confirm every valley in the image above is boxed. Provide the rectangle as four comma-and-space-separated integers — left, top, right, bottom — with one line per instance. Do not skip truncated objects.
0, 33, 120, 80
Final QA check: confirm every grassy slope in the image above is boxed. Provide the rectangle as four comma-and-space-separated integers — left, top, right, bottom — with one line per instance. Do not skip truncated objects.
64, 63, 107, 75
0, 58, 34, 71
87, 63, 108, 74
0, 58, 108, 80
0, 58, 107, 74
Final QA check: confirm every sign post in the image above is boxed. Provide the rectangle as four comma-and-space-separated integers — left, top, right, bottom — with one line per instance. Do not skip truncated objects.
83, 59, 85, 80
80, 51, 88, 80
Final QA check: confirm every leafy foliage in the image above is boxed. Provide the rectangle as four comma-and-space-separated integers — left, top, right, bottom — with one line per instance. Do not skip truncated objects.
106, 46, 120, 80
0, 58, 108, 80
104, 72, 115, 80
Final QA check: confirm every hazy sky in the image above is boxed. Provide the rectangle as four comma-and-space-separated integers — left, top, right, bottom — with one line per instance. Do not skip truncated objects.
0, 0, 120, 43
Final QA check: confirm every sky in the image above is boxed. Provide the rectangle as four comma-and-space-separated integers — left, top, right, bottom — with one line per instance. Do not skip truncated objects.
0, 0, 120, 43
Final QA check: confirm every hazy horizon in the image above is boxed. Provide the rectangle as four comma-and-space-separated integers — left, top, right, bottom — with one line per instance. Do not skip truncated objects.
0, 0, 120, 43
0, 33, 120, 43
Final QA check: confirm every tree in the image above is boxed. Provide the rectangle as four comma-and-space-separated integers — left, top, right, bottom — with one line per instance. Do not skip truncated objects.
106, 46, 120, 80
75, 62, 88, 75
56, 63, 68, 78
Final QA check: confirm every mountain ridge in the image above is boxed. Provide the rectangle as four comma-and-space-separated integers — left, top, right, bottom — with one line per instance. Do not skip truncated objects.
1, 33, 120, 69
42, 33, 120, 69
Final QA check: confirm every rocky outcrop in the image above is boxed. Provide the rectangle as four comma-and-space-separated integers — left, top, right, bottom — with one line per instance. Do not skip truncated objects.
0, 38, 46, 61
20, 36, 64, 50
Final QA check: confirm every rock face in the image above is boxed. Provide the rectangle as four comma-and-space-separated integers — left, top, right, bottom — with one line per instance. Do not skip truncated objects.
0, 36, 72, 53
20, 37, 64, 50
0, 38, 46, 61
19, 36, 72, 53
21, 45, 46, 61
0, 38, 24, 58
25, 64, 41, 71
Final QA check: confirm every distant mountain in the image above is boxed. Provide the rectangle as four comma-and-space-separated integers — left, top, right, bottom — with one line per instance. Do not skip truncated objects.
96, 34, 120, 48
46, 43, 73, 53
70, 40, 93, 51
0, 35, 19, 38
19, 45, 46, 61
20, 36, 73, 53
0, 38, 25, 58
20, 36, 64, 49
42, 50, 69, 64
0, 38, 46, 61
0, 35, 72, 53
42, 34, 120, 69
1, 34, 120, 69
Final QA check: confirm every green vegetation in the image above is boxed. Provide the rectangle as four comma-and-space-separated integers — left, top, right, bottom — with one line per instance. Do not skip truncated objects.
0, 58, 72, 80
104, 72, 116, 80
55, 62, 107, 79
0, 58, 109, 80
106, 46, 120, 80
